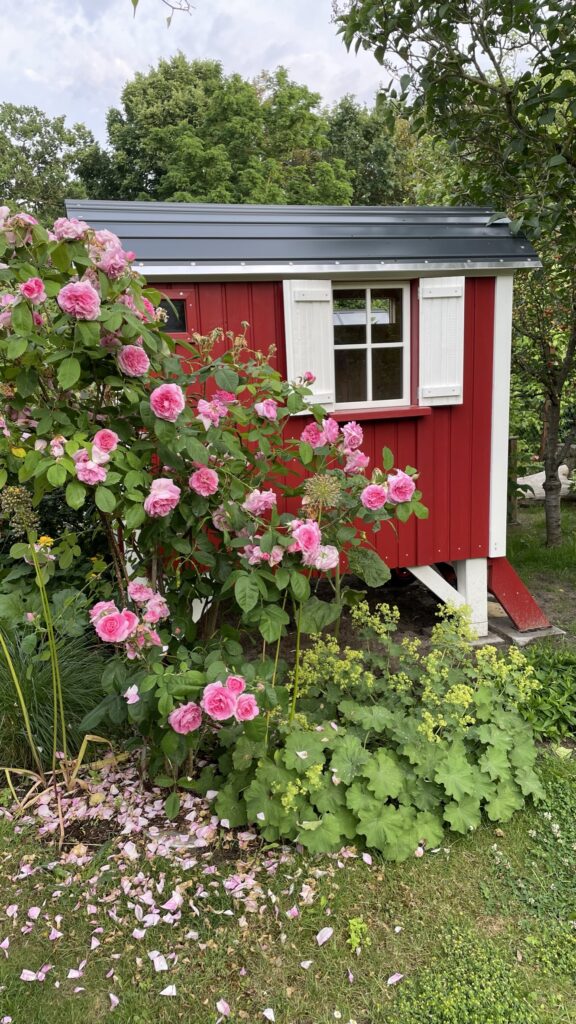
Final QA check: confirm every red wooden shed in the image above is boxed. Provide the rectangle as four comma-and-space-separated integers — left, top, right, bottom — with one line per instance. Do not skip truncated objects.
67, 200, 549, 636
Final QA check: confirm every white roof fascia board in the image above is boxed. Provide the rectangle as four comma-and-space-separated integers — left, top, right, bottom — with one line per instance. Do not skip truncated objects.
137, 260, 540, 281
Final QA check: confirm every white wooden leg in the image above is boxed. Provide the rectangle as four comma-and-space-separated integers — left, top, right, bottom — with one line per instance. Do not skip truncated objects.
453, 558, 488, 636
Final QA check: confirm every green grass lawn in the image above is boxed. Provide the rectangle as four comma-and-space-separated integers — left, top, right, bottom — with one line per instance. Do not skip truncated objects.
1, 504, 576, 1024
508, 503, 576, 639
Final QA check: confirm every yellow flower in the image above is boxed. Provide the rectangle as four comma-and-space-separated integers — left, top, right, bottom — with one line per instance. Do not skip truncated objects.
10, 447, 26, 458
38, 535, 54, 547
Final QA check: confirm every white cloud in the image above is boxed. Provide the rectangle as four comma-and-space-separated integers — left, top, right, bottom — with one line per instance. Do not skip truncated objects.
0, 0, 387, 139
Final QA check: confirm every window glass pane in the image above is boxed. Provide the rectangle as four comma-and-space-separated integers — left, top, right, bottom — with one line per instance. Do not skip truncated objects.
333, 288, 366, 345
372, 347, 403, 401
371, 288, 403, 343
159, 298, 186, 333
335, 349, 367, 403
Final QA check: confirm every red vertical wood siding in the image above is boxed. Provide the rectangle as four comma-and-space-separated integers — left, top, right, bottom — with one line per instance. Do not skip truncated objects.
162, 277, 495, 570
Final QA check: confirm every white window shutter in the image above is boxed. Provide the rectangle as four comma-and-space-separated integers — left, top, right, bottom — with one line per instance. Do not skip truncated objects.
418, 277, 465, 405
283, 280, 335, 410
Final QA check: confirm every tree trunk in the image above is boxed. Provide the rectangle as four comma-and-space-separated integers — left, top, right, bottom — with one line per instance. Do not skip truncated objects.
542, 398, 563, 546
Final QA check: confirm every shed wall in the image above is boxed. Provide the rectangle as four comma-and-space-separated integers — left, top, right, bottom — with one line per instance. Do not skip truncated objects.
161, 277, 495, 570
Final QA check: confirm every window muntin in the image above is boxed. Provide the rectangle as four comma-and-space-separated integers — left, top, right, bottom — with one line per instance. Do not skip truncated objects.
332, 284, 409, 408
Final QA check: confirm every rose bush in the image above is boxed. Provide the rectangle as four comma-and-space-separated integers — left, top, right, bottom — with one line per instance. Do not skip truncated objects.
0, 206, 428, 820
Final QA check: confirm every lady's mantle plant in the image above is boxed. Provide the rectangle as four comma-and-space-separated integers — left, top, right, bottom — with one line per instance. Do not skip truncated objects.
0, 205, 426, 813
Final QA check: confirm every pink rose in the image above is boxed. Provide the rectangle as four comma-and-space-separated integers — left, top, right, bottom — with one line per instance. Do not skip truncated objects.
344, 450, 370, 475
300, 422, 325, 449
76, 460, 107, 486
201, 682, 237, 721
235, 693, 259, 722
168, 702, 203, 734
91, 445, 110, 466
57, 281, 101, 321
117, 345, 150, 377
242, 489, 277, 515
321, 418, 339, 444
143, 477, 181, 518
100, 333, 121, 349
72, 448, 89, 465
361, 484, 388, 510
225, 675, 246, 695
291, 519, 322, 559
387, 470, 416, 504
312, 545, 340, 571
143, 594, 170, 623
127, 578, 154, 603
89, 600, 118, 623
150, 383, 186, 422
196, 398, 227, 430
19, 277, 46, 304
123, 685, 140, 705
213, 390, 236, 405
95, 247, 131, 278
52, 217, 89, 241
254, 399, 278, 421
303, 371, 316, 384
342, 421, 363, 451
243, 543, 266, 565
189, 466, 219, 497
4, 212, 37, 245
95, 609, 137, 644
90, 228, 122, 255
93, 429, 119, 454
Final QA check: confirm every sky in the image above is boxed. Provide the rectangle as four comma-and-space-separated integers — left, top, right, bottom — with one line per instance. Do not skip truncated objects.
1, 0, 387, 143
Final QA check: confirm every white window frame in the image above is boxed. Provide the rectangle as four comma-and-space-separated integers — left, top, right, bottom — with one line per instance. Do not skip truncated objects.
332, 281, 411, 411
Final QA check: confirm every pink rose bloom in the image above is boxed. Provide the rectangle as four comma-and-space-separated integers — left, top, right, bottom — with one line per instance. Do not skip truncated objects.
93, 429, 119, 454
141, 297, 155, 320
361, 484, 388, 510
89, 600, 118, 623
90, 228, 122, 254
118, 345, 150, 377
95, 247, 131, 278
212, 505, 230, 531
32, 311, 43, 327
387, 470, 416, 504
291, 519, 322, 559
189, 466, 219, 497
225, 675, 246, 695
57, 281, 101, 320
303, 371, 316, 384
344, 450, 370, 475
196, 398, 227, 430
127, 578, 154, 603
19, 277, 46, 304
76, 459, 107, 486
312, 545, 340, 571
321, 418, 339, 444
150, 383, 186, 422
143, 477, 181, 517
235, 693, 259, 722
168, 702, 203, 734
34, 438, 47, 451
300, 422, 325, 449
72, 448, 89, 465
100, 333, 121, 349
254, 399, 278, 421
342, 421, 363, 451
95, 610, 137, 644
143, 594, 170, 624
5, 212, 37, 245
91, 445, 110, 466
123, 685, 140, 705
242, 489, 277, 515
243, 543, 266, 565
213, 390, 236, 405
50, 436, 65, 459
201, 682, 237, 721
52, 217, 89, 241
269, 545, 284, 566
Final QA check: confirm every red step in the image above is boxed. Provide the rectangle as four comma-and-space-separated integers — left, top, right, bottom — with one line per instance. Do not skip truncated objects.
488, 557, 551, 632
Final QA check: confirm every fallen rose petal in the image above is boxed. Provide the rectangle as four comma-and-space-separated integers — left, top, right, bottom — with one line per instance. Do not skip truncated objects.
27, 907, 41, 920
300, 960, 313, 970
49, 928, 63, 941
347, 969, 354, 984
109, 993, 119, 1010
216, 998, 231, 1016
316, 927, 334, 946
74, 986, 85, 994
387, 973, 404, 986
0, 937, 8, 956
286, 906, 299, 919
160, 984, 177, 996
362, 853, 372, 866
20, 969, 39, 981
263, 1010, 275, 1022
6, 905, 17, 919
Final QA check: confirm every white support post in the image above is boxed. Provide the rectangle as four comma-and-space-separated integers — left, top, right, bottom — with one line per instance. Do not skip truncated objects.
453, 558, 488, 636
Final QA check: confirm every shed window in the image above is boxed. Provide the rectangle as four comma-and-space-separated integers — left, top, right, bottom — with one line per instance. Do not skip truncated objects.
159, 297, 187, 333
332, 285, 410, 408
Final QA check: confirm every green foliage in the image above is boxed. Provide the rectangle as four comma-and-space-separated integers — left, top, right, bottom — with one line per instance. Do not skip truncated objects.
0, 103, 92, 221
214, 604, 543, 858
0, 629, 106, 769
391, 926, 539, 1023
520, 642, 576, 738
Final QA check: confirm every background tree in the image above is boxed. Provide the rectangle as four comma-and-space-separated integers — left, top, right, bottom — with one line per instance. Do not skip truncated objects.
79, 56, 354, 206
337, 0, 576, 545
0, 104, 92, 222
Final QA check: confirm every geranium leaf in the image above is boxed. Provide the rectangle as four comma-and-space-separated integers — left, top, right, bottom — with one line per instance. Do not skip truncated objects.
443, 796, 482, 834
363, 749, 405, 799
331, 734, 370, 784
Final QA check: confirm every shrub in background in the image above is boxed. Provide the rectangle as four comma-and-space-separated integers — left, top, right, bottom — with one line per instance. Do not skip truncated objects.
520, 641, 576, 739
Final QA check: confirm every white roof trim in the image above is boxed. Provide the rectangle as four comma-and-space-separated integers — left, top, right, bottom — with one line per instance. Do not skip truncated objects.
137, 260, 540, 281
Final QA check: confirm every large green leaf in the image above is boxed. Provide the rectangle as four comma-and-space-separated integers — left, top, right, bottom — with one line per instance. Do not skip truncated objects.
346, 547, 391, 587
363, 749, 405, 800
338, 700, 395, 732
283, 730, 325, 773
57, 356, 81, 389
443, 796, 482, 834
346, 784, 419, 859
234, 574, 260, 613
434, 743, 490, 802
330, 734, 370, 785
299, 596, 341, 634
297, 809, 357, 853
65, 480, 86, 510
259, 604, 290, 642
95, 485, 117, 513
485, 780, 525, 822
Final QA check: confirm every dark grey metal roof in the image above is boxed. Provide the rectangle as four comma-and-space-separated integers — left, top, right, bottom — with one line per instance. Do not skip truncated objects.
65, 199, 539, 274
